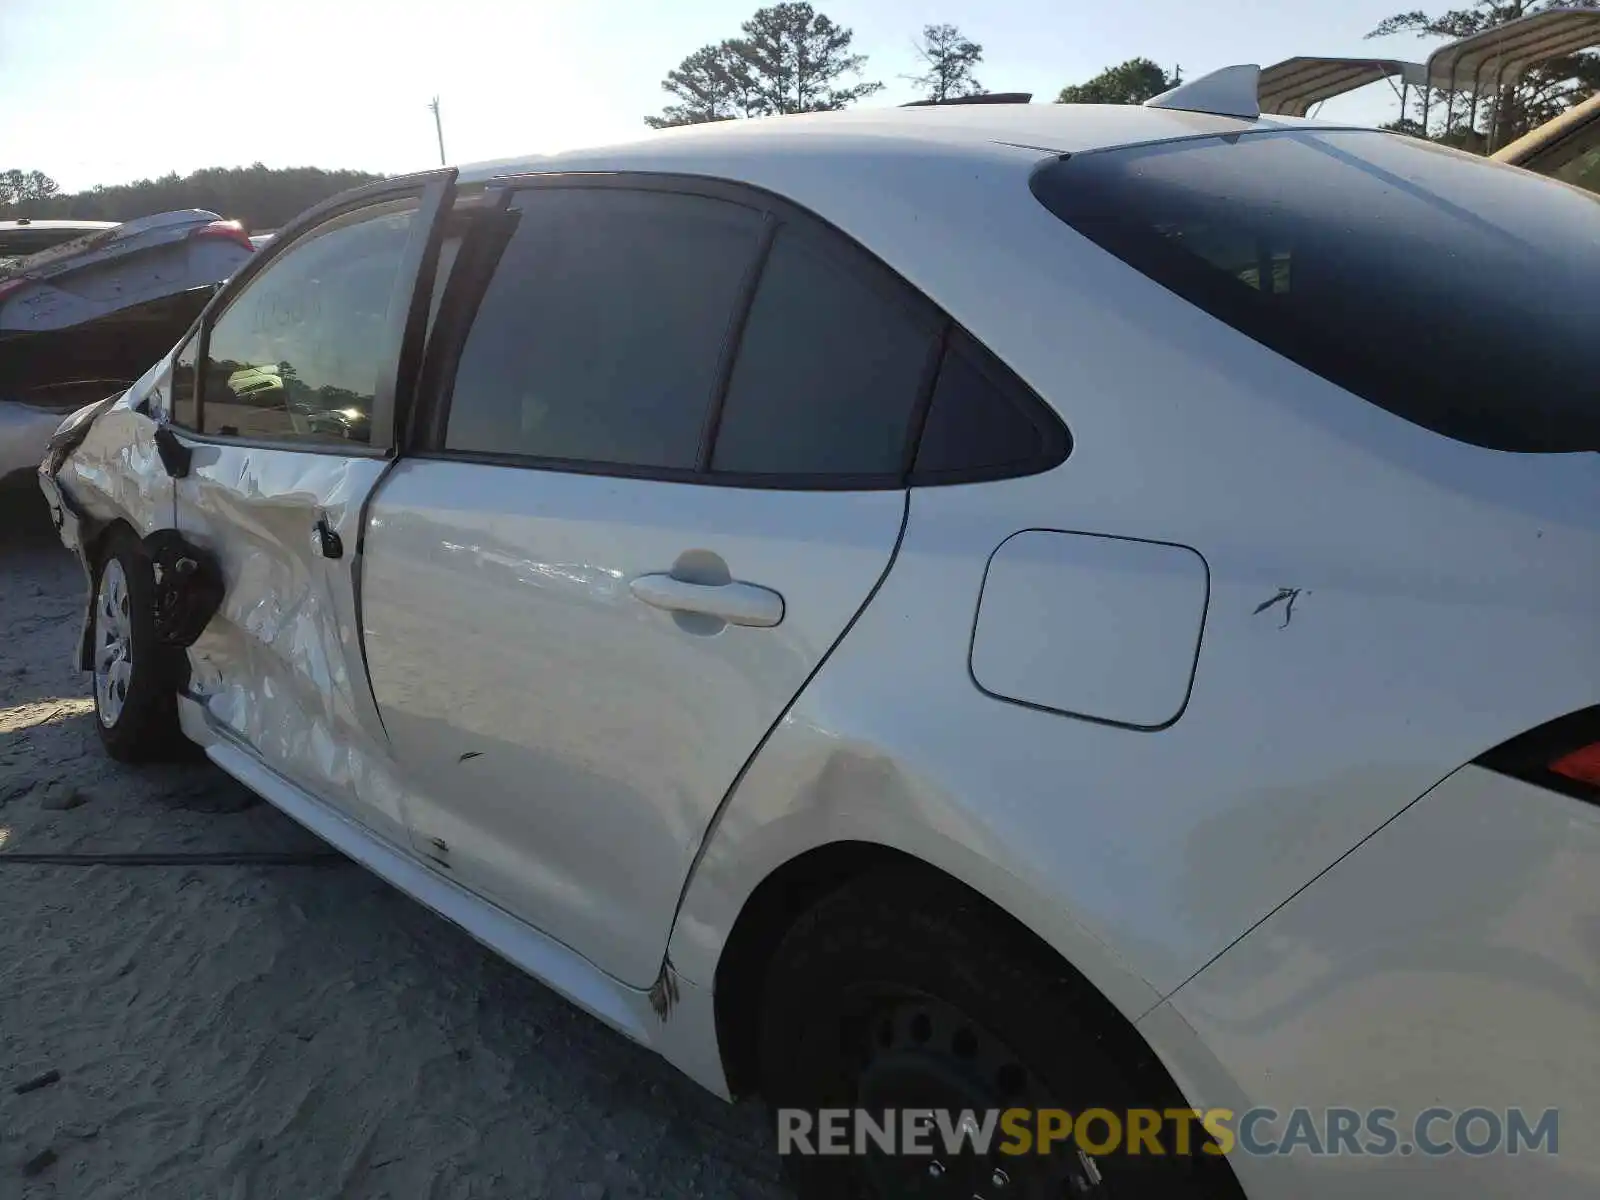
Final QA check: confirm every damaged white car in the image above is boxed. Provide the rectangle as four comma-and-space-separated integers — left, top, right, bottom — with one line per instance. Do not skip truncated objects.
37, 70, 1600, 1200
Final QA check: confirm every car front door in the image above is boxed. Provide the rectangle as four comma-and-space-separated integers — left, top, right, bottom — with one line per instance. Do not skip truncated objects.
165, 172, 455, 845
360, 177, 950, 987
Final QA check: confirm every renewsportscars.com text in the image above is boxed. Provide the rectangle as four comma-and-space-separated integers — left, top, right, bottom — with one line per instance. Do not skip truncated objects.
777, 1106, 1560, 1159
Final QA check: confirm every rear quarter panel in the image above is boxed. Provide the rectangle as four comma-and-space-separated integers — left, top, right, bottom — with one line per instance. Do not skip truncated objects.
665, 146, 1600, 1024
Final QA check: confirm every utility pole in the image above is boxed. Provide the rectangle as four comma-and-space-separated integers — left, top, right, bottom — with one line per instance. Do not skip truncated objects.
428, 96, 446, 166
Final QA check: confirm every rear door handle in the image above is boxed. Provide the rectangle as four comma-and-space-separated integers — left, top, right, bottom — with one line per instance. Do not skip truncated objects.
629, 574, 784, 628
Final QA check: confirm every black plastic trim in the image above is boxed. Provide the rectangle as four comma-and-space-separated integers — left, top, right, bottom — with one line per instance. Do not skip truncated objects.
410, 186, 519, 455
696, 213, 778, 472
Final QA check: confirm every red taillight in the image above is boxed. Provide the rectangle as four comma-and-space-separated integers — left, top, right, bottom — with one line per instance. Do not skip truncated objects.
0, 276, 30, 303
1551, 742, 1600, 787
187, 220, 254, 251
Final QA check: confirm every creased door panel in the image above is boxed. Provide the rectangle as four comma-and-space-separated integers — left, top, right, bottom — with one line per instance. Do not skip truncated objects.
177, 448, 409, 840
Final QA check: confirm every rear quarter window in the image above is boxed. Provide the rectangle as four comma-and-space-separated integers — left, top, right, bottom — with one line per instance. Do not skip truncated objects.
1031, 130, 1600, 452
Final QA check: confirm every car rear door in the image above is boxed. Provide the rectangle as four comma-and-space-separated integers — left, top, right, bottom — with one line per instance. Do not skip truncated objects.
165, 171, 455, 845
360, 176, 949, 987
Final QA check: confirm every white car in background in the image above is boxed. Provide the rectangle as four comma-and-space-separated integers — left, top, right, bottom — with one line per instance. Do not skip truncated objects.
34, 66, 1600, 1200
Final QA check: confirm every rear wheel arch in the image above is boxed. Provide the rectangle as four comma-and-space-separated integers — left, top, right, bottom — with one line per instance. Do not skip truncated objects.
714, 840, 907, 1097
712, 841, 1228, 1172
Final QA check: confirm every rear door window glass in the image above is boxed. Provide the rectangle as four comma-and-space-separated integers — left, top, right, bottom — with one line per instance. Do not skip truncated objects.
1032, 130, 1600, 451
710, 225, 943, 480
443, 188, 764, 471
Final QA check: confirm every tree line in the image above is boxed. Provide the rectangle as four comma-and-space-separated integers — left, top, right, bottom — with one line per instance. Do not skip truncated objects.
5, 1, 1594, 226
0, 164, 383, 229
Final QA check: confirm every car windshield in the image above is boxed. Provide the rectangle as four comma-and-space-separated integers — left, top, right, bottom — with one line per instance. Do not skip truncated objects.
1032, 128, 1600, 452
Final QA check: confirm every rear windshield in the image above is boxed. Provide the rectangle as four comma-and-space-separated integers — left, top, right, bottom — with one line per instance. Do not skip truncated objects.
1032, 129, 1600, 452
0, 227, 96, 257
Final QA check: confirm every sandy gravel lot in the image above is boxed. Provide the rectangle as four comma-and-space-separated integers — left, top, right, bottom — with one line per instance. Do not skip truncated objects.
0, 483, 789, 1199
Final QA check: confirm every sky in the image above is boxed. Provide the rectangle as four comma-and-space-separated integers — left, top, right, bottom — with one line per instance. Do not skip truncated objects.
1, 0, 1443, 193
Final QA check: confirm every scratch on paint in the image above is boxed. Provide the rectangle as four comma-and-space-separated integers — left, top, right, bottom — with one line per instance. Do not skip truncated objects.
1252, 587, 1303, 629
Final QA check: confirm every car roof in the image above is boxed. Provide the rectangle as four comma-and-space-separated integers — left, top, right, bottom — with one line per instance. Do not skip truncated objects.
458, 102, 1349, 185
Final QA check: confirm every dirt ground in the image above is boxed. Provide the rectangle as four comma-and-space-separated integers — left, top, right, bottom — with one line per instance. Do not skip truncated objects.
0, 482, 790, 1199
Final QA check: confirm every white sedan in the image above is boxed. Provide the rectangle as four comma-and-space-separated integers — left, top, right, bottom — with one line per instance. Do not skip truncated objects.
36, 67, 1600, 1200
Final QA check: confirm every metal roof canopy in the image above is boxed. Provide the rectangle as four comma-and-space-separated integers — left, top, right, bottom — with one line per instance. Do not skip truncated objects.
1423, 7, 1600, 148
1258, 57, 1423, 117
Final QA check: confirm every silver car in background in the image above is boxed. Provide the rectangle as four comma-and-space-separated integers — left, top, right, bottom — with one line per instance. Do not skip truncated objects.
1, 209, 254, 486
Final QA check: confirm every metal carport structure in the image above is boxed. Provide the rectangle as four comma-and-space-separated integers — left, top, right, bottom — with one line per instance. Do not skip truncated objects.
1258, 57, 1424, 118
1258, 7, 1600, 152
1420, 6, 1600, 150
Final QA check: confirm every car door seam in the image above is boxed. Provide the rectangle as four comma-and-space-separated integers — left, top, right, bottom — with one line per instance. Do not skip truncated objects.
350, 455, 404, 743
657, 488, 914, 976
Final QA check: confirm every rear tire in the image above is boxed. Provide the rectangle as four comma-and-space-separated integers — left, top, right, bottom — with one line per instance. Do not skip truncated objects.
90, 527, 189, 762
757, 869, 1239, 1199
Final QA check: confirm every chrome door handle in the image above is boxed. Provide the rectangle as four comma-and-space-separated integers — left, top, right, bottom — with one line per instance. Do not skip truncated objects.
629, 573, 784, 628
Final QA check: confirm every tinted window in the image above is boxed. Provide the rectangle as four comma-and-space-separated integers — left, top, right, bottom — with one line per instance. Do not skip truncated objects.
0, 227, 100, 257
1033, 131, 1600, 452
912, 332, 1069, 481
171, 334, 198, 429
202, 199, 417, 445
711, 225, 942, 478
444, 188, 763, 470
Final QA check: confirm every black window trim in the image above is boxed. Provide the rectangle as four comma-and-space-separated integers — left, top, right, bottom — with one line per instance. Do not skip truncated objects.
179, 167, 458, 457
695, 211, 778, 472
164, 325, 202, 431
411, 169, 1070, 490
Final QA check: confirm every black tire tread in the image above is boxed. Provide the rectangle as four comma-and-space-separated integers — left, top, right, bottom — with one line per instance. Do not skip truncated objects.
757, 866, 1242, 1198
